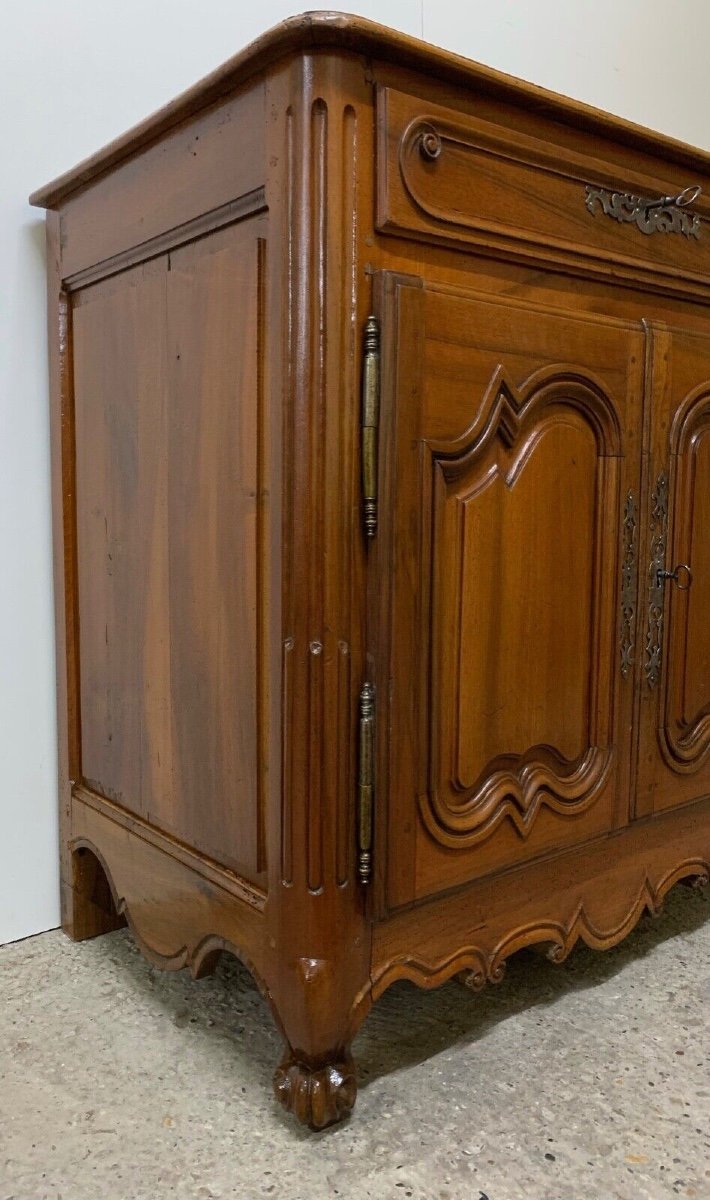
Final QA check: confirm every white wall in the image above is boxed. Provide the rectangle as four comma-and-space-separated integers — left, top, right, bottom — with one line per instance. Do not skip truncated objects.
426, 0, 710, 152
1, 0, 708, 944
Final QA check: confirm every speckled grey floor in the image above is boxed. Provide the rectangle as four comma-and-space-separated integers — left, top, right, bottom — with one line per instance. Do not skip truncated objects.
2, 886, 710, 1200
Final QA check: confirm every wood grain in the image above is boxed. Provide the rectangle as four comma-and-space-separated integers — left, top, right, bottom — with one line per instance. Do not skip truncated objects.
34, 16, 710, 1129
377, 277, 644, 908
73, 219, 267, 882
377, 86, 710, 301
636, 325, 710, 813
29, 12, 710, 210
58, 85, 265, 280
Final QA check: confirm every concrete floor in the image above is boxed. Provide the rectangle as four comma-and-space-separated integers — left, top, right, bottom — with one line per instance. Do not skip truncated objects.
2, 886, 710, 1200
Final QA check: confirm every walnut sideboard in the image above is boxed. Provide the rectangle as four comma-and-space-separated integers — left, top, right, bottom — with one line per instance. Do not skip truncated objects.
32, 12, 710, 1129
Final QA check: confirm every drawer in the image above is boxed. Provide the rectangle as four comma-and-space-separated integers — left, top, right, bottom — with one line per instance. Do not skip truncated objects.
376, 86, 710, 299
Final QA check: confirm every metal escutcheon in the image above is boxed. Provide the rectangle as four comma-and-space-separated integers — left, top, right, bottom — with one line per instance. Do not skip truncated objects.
656, 563, 693, 590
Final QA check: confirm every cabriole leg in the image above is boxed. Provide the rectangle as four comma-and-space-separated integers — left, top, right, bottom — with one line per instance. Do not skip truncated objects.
267, 947, 370, 1130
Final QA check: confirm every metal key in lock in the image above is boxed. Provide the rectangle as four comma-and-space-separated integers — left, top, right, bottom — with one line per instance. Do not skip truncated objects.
656, 563, 693, 590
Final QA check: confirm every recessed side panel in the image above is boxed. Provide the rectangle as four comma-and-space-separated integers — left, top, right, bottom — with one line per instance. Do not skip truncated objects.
165, 222, 265, 877
73, 218, 267, 882
74, 258, 170, 828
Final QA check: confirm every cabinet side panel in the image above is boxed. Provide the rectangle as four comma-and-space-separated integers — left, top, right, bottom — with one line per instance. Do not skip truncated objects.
60, 84, 265, 281
166, 221, 264, 877
46, 212, 81, 931
74, 259, 169, 825
73, 218, 266, 883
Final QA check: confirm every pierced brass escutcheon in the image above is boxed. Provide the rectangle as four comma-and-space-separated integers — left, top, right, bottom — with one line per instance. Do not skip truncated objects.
620, 490, 638, 679
644, 471, 668, 689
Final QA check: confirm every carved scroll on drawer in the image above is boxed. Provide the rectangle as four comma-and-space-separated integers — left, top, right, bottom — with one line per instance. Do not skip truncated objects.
376, 87, 710, 299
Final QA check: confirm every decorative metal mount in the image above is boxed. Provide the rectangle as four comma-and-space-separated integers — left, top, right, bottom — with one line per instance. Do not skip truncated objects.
357, 683, 375, 885
620, 490, 638, 679
361, 315, 380, 539
585, 183, 702, 239
645, 472, 669, 689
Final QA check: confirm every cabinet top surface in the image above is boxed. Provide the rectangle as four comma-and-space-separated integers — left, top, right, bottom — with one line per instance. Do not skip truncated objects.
31, 9, 710, 209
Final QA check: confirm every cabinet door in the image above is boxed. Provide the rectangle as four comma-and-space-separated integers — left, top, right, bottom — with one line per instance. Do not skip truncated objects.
636, 326, 710, 816
373, 276, 644, 912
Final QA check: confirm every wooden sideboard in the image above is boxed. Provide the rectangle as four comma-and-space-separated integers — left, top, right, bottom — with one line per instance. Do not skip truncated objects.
32, 12, 710, 1129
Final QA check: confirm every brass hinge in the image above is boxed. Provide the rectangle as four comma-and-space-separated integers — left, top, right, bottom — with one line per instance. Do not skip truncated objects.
361, 315, 380, 538
357, 682, 375, 885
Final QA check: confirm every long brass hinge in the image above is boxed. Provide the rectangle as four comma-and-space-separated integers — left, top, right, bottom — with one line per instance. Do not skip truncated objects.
357, 682, 375, 885
361, 315, 380, 538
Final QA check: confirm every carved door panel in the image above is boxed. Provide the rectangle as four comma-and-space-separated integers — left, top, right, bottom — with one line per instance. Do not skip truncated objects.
636, 327, 710, 816
373, 275, 644, 912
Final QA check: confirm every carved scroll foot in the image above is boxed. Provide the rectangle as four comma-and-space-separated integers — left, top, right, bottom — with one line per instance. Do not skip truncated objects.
273, 1050, 357, 1130
455, 967, 486, 992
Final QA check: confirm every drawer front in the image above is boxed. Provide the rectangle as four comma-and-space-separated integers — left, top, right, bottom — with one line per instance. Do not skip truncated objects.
376, 86, 710, 299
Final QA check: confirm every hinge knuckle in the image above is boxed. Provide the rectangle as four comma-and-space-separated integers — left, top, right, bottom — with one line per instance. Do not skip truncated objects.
361, 316, 380, 539
357, 682, 375, 885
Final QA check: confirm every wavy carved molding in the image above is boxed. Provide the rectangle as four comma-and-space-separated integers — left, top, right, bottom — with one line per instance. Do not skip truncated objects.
427, 362, 623, 469
72, 837, 710, 1096
660, 720, 710, 772
71, 837, 273, 993
669, 380, 710, 455
420, 749, 613, 848
372, 859, 710, 998
419, 364, 620, 849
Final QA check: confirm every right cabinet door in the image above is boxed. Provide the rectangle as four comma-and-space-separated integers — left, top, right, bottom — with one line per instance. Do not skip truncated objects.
636, 325, 710, 816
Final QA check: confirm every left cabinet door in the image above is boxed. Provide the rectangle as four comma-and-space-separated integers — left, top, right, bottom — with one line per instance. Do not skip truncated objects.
373, 275, 644, 912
